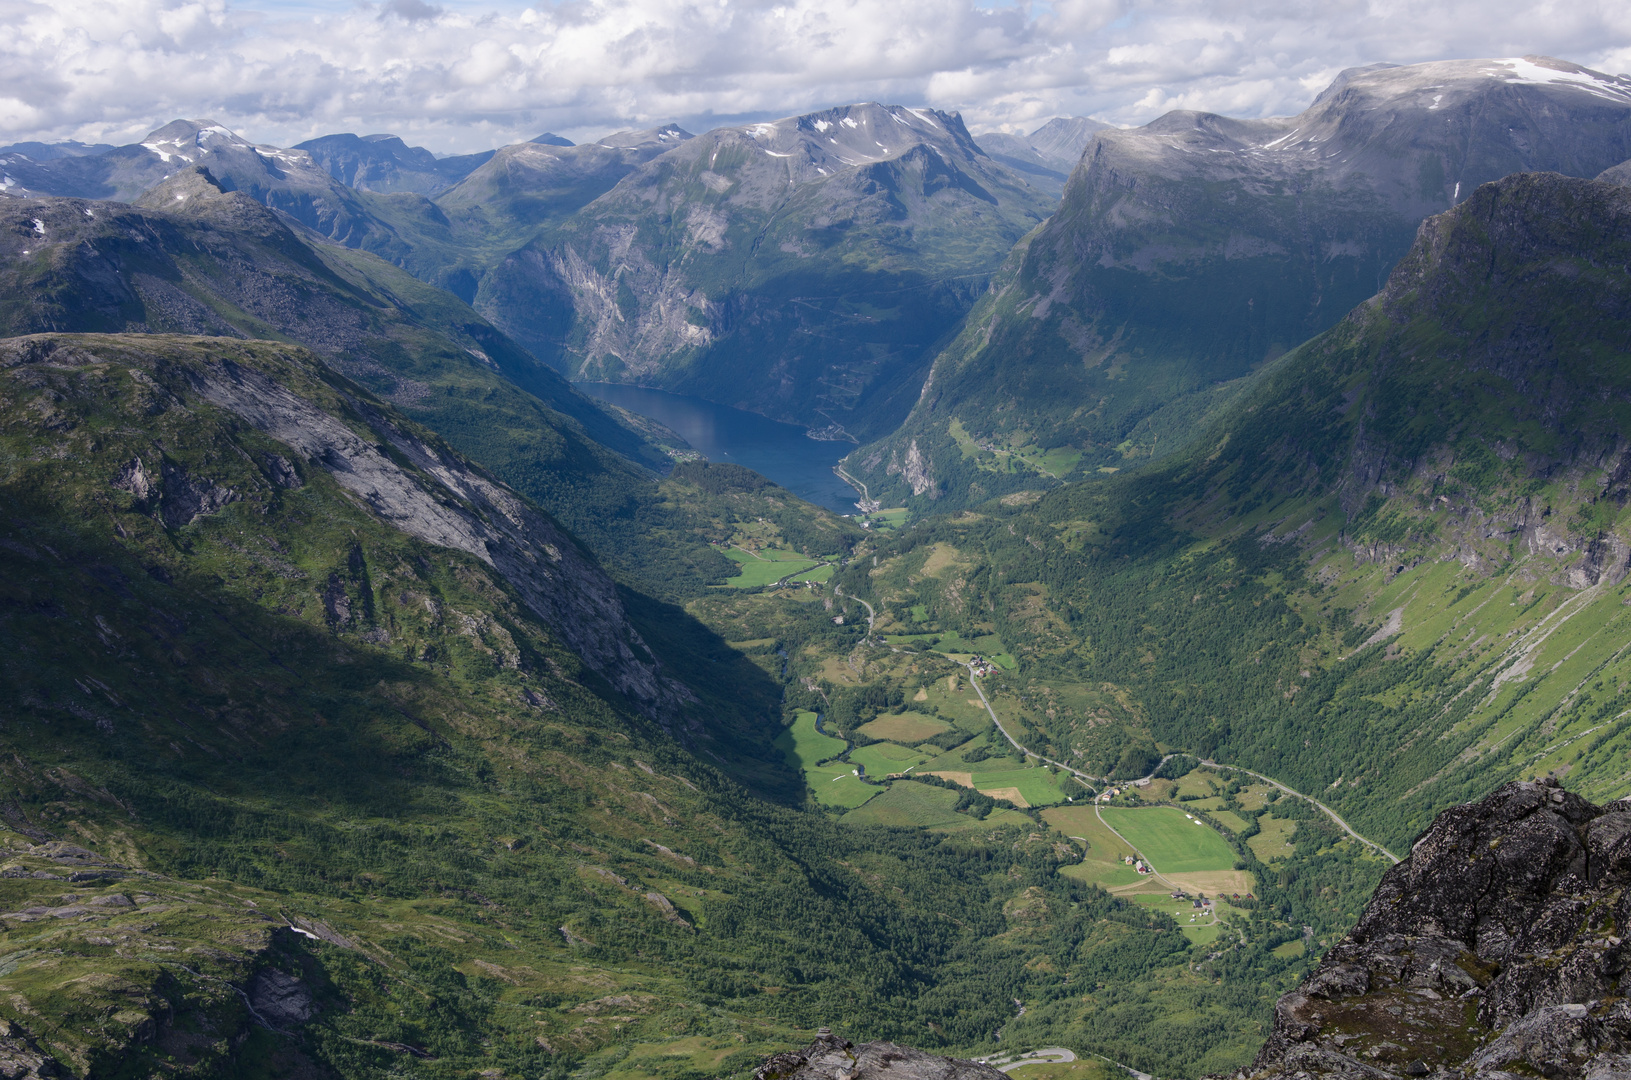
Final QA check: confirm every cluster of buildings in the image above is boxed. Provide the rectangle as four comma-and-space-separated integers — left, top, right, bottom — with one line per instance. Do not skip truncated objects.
1122, 855, 1152, 875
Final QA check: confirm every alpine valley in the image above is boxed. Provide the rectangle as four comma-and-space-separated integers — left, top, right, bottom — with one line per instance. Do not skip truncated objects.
3, 50, 1631, 1080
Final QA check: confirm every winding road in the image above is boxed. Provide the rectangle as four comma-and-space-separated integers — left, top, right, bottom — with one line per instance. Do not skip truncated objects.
1194, 761, 1399, 863
961, 665, 1399, 863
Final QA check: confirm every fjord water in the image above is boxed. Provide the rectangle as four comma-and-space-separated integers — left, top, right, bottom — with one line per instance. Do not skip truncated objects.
578, 382, 861, 512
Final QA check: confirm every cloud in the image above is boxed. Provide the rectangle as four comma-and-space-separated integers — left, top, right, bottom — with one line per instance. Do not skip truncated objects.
381, 0, 443, 21
2, 0, 1629, 153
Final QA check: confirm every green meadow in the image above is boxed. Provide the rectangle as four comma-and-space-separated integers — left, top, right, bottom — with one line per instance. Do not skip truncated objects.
1099, 807, 1239, 873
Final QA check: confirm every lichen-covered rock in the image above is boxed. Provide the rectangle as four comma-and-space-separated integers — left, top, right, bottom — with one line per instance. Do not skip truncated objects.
755, 1032, 1006, 1080
1245, 779, 1631, 1080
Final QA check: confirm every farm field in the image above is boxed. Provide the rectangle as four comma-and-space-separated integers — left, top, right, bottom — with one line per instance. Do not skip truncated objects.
1164, 869, 1256, 895
805, 762, 880, 808
857, 713, 953, 742
721, 546, 822, 587
1042, 805, 1144, 888
849, 742, 927, 778
1129, 892, 1220, 931
1204, 809, 1252, 833
839, 780, 1029, 831
1183, 923, 1223, 946
1235, 784, 1279, 811
864, 508, 909, 530
1002, 1056, 1116, 1080
1100, 807, 1238, 874
961, 766, 1069, 806
840, 781, 966, 828
1059, 859, 1145, 889
1248, 816, 1298, 862
775, 711, 869, 807
1174, 771, 1227, 798
775, 710, 845, 766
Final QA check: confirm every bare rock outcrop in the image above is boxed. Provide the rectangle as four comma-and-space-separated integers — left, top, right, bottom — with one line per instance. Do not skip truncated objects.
185, 353, 695, 723
755, 1031, 1006, 1080
1244, 779, 1631, 1080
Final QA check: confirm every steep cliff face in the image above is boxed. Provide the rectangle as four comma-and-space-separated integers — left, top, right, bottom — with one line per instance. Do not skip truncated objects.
1248, 779, 1631, 1080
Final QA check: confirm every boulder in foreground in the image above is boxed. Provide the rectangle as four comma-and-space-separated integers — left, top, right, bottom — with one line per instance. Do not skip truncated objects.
1248, 778, 1631, 1080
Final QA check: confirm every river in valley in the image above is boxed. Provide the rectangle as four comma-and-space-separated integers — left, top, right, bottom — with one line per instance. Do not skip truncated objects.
577, 382, 862, 514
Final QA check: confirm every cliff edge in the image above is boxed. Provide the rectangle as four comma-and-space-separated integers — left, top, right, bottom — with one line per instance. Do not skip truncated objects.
1248, 778, 1631, 1080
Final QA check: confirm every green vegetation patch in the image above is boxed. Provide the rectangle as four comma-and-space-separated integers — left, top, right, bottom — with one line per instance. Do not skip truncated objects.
1248, 816, 1298, 862
963, 766, 1070, 807
722, 546, 823, 587
840, 781, 970, 829
849, 743, 928, 778
774, 710, 872, 806
1205, 809, 1253, 834
1099, 808, 1239, 874
805, 763, 883, 808
857, 713, 954, 743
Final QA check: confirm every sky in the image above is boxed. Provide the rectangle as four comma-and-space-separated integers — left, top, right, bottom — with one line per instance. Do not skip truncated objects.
4, 0, 1631, 154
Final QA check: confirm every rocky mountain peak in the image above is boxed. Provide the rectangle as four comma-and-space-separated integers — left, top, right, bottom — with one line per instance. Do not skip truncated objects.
595, 123, 694, 151
975, 115, 1107, 193
1076, 55, 1631, 219
294, 131, 495, 194
1247, 779, 1631, 1080
1024, 115, 1108, 164
714, 102, 981, 180
138, 118, 255, 163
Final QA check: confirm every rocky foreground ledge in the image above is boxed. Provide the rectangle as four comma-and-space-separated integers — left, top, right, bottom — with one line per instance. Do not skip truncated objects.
753, 779, 1631, 1080
1246, 778, 1631, 1080
755, 1030, 1006, 1079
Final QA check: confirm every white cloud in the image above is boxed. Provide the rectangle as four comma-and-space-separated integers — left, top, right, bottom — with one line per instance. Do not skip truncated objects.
1, 0, 1629, 152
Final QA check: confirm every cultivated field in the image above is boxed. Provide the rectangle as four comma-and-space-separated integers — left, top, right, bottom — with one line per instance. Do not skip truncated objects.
962, 765, 1069, 806
722, 546, 821, 587
849, 742, 927, 777
1099, 807, 1238, 874
804, 762, 880, 808
1042, 805, 1143, 889
840, 781, 1029, 831
1164, 870, 1255, 895
1248, 815, 1297, 862
857, 713, 953, 742
1204, 809, 1252, 833
775, 711, 873, 807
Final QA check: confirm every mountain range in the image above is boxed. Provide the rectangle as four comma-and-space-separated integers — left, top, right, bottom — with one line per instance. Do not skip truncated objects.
5, 49, 1631, 1080
480, 103, 1057, 440
846, 56, 1631, 508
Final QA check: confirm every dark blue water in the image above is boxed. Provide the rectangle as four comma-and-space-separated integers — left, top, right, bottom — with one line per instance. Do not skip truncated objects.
576, 383, 861, 514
